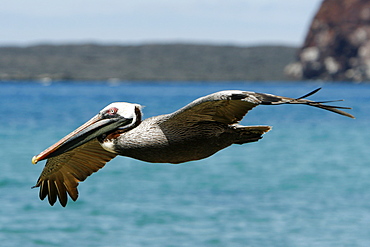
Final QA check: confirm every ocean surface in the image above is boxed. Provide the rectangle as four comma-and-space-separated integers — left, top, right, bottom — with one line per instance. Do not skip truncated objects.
0, 81, 369, 247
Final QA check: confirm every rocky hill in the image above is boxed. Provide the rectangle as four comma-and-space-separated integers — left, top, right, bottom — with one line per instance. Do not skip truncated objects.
285, 0, 370, 82
0, 44, 296, 81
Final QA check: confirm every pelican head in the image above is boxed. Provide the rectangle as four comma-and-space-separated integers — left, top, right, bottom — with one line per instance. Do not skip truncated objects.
32, 102, 142, 164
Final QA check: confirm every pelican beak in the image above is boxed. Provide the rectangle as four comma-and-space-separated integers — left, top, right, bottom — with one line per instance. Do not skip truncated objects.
32, 114, 133, 164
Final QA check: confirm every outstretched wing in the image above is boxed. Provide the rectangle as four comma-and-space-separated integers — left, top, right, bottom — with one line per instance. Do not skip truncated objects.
166, 88, 354, 124
33, 139, 116, 207
167, 90, 262, 124
257, 88, 355, 118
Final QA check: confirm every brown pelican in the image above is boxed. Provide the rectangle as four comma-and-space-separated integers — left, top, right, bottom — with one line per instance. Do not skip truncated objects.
32, 88, 354, 206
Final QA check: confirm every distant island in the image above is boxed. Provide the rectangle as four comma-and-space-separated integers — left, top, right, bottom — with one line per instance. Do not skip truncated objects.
0, 44, 297, 82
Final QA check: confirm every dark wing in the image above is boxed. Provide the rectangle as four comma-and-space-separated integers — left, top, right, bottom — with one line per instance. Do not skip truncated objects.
33, 139, 116, 207
256, 88, 355, 118
165, 88, 354, 124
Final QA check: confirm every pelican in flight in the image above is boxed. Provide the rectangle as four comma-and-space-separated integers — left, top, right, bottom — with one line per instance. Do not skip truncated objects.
32, 88, 354, 206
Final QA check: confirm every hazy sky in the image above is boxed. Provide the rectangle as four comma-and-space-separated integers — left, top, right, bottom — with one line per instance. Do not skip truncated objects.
2, 0, 322, 46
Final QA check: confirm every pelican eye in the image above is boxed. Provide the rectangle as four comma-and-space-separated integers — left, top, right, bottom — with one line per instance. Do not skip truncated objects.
107, 107, 118, 115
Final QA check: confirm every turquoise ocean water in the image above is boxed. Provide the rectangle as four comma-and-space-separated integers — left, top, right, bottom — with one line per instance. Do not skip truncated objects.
0, 81, 369, 247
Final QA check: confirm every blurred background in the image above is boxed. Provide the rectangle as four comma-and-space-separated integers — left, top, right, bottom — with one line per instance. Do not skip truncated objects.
1, 0, 324, 82
1, 0, 370, 246
3, 0, 370, 82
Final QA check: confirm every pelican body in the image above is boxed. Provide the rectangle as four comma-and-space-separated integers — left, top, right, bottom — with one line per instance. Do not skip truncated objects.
100, 111, 270, 164
32, 88, 354, 206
